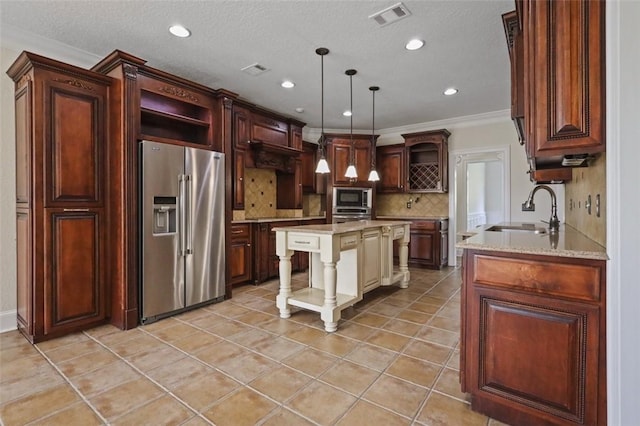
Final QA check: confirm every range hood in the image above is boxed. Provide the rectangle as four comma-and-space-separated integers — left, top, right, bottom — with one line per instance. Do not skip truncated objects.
248, 141, 300, 173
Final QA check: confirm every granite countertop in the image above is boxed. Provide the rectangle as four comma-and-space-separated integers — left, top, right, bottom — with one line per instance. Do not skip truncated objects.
376, 215, 449, 221
232, 216, 326, 224
272, 219, 411, 235
456, 222, 608, 260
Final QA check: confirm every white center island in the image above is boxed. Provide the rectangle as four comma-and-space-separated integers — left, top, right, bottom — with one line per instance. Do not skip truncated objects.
273, 220, 411, 332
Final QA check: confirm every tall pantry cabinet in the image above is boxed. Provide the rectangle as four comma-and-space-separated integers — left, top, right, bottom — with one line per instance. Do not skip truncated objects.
7, 52, 112, 343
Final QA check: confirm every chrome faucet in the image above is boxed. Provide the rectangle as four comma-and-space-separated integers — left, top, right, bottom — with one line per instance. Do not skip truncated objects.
522, 185, 560, 233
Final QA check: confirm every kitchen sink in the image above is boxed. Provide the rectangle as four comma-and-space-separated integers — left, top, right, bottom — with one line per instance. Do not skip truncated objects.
485, 224, 548, 234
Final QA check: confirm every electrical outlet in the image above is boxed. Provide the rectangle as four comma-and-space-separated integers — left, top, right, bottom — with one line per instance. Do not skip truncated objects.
406, 202, 412, 209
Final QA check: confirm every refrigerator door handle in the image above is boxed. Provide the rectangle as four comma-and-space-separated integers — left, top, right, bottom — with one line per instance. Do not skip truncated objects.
185, 174, 193, 255
179, 174, 187, 257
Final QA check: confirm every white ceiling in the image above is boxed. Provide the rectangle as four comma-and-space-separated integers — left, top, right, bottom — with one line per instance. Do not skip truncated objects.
1, 0, 514, 131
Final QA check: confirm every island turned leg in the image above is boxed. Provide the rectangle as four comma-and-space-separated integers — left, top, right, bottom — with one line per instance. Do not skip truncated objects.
275, 232, 294, 318
398, 233, 410, 289
320, 261, 339, 332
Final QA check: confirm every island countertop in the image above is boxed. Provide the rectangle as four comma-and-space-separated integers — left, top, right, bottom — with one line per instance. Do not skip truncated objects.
456, 222, 607, 260
272, 219, 412, 235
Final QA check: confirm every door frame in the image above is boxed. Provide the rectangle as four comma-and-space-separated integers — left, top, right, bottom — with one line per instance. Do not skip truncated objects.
448, 145, 511, 264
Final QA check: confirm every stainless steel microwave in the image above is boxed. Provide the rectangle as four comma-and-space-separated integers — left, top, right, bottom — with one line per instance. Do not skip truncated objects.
333, 187, 372, 209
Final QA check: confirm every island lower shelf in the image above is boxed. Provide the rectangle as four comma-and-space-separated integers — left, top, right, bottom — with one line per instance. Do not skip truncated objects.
273, 220, 411, 332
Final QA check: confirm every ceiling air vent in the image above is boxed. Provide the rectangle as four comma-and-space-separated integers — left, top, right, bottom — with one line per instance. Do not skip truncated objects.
241, 63, 269, 76
369, 2, 411, 27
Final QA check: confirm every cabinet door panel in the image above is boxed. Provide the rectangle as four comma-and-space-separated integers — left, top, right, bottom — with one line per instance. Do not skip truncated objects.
16, 211, 33, 334
528, 0, 605, 156
409, 232, 434, 263
377, 146, 405, 193
45, 210, 106, 334
331, 144, 351, 185
45, 82, 106, 205
233, 150, 245, 209
233, 106, 252, 148
473, 289, 599, 424
230, 240, 251, 284
354, 143, 371, 180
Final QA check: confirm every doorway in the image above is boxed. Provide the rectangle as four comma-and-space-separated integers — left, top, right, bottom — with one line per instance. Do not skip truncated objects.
448, 146, 511, 263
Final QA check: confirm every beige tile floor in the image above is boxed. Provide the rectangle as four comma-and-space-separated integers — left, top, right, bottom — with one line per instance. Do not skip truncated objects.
0, 266, 508, 425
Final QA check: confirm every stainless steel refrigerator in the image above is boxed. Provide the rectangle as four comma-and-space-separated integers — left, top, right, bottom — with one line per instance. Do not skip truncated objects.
140, 140, 225, 324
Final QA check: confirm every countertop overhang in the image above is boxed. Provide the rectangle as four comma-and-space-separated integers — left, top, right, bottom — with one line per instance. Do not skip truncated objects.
272, 219, 412, 235
456, 222, 608, 260
232, 216, 325, 224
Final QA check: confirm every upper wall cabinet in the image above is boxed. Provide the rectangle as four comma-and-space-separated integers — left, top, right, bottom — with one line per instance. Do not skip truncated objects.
326, 134, 375, 187
401, 129, 450, 193
507, 0, 605, 176
502, 10, 525, 145
376, 144, 406, 193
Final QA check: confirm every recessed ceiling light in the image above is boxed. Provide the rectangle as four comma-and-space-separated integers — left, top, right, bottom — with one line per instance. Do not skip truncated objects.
444, 87, 459, 96
405, 39, 424, 51
295, 107, 304, 113
343, 110, 352, 117
169, 25, 191, 38
281, 80, 295, 88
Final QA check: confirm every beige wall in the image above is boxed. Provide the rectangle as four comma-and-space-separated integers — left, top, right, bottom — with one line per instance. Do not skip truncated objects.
0, 46, 19, 319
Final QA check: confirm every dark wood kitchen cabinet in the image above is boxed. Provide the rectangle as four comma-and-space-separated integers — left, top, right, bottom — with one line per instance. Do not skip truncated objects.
391, 218, 448, 269
229, 224, 252, 285
233, 149, 247, 210
502, 10, 525, 145
376, 144, 406, 193
402, 130, 450, 193
8, 52, 112, 342
301, 141, 325, 194
461, 249, 606, 426
503, 0, 604, 182
523, 0, 605, 162
326, 134, 374, 187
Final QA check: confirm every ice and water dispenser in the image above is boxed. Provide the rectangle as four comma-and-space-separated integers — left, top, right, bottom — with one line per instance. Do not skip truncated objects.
152, 196, 177, 235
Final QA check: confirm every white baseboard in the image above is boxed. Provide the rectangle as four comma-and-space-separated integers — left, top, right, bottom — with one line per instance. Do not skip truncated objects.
0, 310, 17, 333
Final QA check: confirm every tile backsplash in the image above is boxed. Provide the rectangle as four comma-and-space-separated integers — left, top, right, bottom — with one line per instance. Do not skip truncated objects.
564, 153, 606, 246
244, 168, 277, 218
239, 168, 308, 219
376, 193, 449, 217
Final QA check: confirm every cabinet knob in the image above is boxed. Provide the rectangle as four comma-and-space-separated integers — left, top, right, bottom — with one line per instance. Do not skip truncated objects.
247, 243, 251, 247
239, 177, 243, 181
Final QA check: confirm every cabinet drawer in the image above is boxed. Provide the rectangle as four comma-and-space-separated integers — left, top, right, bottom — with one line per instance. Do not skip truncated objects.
230, 224, 250, 240
411, 221, 437, 231
340, 234, 358, 250
288, 233, 319, 251
472, 254, 602, 302
393, 226, 405, 239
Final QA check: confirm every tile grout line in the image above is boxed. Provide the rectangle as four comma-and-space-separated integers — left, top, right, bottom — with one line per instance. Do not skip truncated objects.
82, 330, 215, 425
31, 343, 110, 425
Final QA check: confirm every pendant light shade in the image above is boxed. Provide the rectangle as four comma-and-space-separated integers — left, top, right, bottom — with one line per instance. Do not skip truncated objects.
344, 69, 358, 179
368, 86, 380, 182
315, 47, 330, 174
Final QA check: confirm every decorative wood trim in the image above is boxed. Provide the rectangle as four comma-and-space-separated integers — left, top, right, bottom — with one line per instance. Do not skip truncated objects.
53, 78, 94, 91
157, 85, 199, 102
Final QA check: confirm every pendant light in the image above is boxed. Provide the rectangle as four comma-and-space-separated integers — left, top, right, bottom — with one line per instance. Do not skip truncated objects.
344, 69, 358, 179
314, 47, 330, 174
368, 86, 380, 182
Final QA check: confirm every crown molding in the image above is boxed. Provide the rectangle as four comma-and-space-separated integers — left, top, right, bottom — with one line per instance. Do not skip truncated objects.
0, 24, 101, 68
302, 109, 511, 144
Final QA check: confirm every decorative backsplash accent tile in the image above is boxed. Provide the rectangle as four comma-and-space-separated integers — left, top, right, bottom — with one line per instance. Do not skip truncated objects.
376, 193, 449, 217
565, 154, 606, 246
244, 168, 277, 219
232, 210, 245, 221
303, 194, 324, 217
